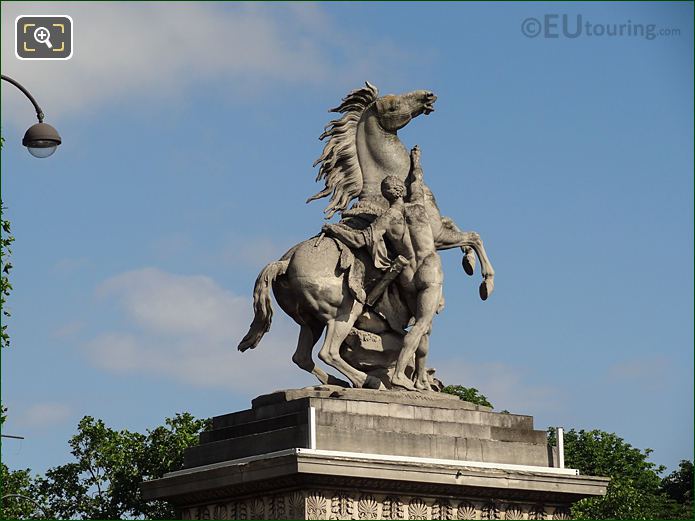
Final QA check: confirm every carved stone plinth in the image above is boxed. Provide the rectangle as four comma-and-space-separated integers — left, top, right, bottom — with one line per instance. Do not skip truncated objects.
142, 388, 608, 519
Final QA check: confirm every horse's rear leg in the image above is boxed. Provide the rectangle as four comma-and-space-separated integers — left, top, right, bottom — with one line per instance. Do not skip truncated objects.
292, 323, 350, 387
318, 301, 382, 390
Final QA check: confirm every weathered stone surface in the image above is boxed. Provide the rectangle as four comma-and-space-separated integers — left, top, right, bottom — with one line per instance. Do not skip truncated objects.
142, 390, 607, 519
143, 450, 608, 519
236, 83, 495, 393
184, 388, 546, 469
183, 425, 309, 468
175, 492, 578, 521
143, 386, 608, 519
252, 386, 489, 410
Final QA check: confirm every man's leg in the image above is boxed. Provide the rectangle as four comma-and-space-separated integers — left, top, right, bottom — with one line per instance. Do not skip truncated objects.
414, 333, 431, 390
391, 282, 442, 389
397, 266, 417, 316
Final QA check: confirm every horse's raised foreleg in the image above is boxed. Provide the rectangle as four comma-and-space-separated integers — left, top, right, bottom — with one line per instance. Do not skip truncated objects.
292, 323, 350, 387
318, 300, 382, 389
466, 233, 494, 300
435, 225, 495, 300
438, 218, 476, 275
461, 247, 476, 276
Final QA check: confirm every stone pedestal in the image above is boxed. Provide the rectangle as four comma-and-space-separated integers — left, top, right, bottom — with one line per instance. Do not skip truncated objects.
142, 387, 608, 520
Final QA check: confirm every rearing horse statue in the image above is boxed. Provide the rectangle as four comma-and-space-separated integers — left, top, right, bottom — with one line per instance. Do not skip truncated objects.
238, 82, 494, 390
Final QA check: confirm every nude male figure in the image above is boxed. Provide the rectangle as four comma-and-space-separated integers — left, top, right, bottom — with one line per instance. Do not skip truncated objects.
391, 145, 443, 390
322, 146, 442, 390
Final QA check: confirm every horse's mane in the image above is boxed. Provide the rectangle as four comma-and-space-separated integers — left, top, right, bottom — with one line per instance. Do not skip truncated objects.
307, 81, 379, 219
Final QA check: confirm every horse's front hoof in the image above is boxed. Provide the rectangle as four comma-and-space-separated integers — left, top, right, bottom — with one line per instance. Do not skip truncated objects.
479, 278, 494, 301
327, 375, 351, 388
362, 375, 383, 389
462, 254, 475, 276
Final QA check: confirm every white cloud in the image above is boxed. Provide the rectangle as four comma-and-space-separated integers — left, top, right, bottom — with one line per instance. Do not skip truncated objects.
605, 355, 671, 392
52, 320, 85, 339
53, 257, 91, 274
219, 236, 284, 268
15, 402, 72, 428
435, 360, 565, 414
86, 267, 311, 392
86, 268, 572, 400
1, 2, 408, 126
608, 355, 669, 380
150, 232, 194, 258
97, 268, 248, 340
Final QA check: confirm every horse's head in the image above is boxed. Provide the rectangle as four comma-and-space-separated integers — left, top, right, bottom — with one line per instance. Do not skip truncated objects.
374, 90, 437, 132
310, 82, 438, 217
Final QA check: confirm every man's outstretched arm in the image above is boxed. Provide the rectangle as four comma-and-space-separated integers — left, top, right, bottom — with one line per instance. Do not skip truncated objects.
407, 145, 426, 204
321, 223, 367, 249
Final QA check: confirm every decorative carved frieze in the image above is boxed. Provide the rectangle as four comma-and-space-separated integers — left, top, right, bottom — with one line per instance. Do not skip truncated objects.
306, 491, 328, 520
212, 504, 227, 520
481, 501, 501, 520
409, 497, 430, 520
528, 504, 546, 520
382, 496, 405, 520
504, 504, 524, 520
456, 501, 477, 520
178, 490, 576, 520
432, 499, 454, 520
552, 508, 571, 520
331, 491, 354, 520
357, 494, 379, 520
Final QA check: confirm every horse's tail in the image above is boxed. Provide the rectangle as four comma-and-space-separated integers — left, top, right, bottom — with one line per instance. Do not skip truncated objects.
238, 259, 289, 352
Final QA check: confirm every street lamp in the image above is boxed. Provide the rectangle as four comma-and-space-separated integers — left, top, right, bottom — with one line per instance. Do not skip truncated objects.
1, 74, 61, 158
2, 493, 49, 518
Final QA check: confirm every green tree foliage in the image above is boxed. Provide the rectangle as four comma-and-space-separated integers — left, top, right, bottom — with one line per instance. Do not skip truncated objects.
0, 137, 36, 520
0, 203, 12, 349
1, 137, 14, 350
441, 385, 493, 408
661, 460, 694, 518
0, 413, 210, 520
0, 463, 39, 519
0, 138, 33, 519
550, 428, 691, 519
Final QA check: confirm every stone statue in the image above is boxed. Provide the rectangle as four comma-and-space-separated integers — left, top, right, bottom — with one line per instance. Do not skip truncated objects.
320, 146, 443, 391
238, 82, 494, 391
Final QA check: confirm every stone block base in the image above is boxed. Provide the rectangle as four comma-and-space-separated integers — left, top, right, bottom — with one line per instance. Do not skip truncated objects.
142, 387, 608, 519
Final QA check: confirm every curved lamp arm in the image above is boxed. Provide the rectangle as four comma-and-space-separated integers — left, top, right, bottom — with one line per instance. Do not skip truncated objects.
0, 73, 61, 157
1, 493, 49, 518
1, 74, 45, 122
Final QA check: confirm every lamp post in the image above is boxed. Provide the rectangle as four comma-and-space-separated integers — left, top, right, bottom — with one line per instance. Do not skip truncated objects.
1, 494, 49, 518
1, 74, 61, 158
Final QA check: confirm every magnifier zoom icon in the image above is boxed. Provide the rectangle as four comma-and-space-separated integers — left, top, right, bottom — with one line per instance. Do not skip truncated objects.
33, 26, 52, 49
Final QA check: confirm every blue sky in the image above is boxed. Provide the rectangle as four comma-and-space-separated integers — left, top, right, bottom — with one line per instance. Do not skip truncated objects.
1, 1, 692, 477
